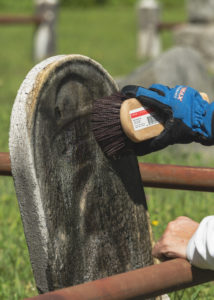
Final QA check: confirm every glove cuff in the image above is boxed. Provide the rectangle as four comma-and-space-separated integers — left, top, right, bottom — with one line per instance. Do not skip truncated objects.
195, 102, 214, 145
121, 85, 139, 98
203, 102, 214, 139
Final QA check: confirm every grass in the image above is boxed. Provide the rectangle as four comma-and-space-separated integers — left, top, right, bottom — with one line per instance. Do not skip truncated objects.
58, 6, 143, 77
0, 2, 214, 299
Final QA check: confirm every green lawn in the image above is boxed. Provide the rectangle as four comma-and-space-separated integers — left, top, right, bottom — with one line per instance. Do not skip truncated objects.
0, 3, 214, 299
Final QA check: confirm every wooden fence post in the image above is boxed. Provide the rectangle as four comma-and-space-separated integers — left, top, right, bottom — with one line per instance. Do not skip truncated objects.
9, 55, 154, 296
33, 0, 59, 61
137, 0, 161, 59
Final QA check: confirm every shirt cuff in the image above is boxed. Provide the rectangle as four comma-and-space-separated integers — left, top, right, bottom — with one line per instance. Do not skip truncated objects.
187, 216, 214, 270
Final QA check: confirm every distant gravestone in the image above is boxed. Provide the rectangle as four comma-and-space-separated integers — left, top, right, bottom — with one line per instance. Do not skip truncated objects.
34, 0, 59, 61
174, 0, 214, 70
174, 25, 214, 71
187, 0, 214, 23
117, 46, 214, 98
9, 55, 153, 295
137, 0, 161, 59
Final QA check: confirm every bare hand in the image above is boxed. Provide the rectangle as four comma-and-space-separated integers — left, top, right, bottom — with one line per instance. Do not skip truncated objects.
152, 216, 199, 260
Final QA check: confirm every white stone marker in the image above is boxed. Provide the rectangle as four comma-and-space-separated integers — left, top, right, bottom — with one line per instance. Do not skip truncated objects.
137, 0, 161, 59
33, 0, 59, 61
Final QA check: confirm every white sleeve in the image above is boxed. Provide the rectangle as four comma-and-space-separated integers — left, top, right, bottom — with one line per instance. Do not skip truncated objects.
187, 216, 214, 270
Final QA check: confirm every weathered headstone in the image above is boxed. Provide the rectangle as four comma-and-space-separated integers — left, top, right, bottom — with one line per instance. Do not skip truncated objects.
174, 0, 214, 70
9, 55, 153, 295
117, 46, 214, 98
137, 0, 161, 59
174, 25, 214, 71
33, 0, 59, 61
187, 0, 214, 23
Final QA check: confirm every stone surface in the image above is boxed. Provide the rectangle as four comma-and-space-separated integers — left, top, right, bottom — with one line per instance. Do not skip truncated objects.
187, 0, 214, 22
117, 46, 214, 98
174, 24, 214, 71
9, 55, 153, 294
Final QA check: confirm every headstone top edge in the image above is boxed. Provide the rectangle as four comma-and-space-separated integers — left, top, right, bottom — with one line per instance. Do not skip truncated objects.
136, 0, 159, 9
35, 0, 59, 5
34, 54, 118, 92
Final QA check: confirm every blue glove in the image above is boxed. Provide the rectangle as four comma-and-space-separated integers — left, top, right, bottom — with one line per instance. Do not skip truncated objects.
121, 84, 214, 155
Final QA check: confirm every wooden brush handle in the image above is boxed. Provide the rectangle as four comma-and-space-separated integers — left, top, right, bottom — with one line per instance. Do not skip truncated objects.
120, 92, 210, 143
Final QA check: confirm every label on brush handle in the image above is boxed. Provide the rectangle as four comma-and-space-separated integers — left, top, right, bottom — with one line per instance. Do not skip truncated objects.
129, 107, 159, 131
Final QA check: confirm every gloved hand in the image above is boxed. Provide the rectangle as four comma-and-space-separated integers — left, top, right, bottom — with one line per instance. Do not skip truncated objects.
121, 84, 214, 155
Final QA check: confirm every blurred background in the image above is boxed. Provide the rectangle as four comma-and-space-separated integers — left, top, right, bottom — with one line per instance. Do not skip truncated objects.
1, 0, 214, 298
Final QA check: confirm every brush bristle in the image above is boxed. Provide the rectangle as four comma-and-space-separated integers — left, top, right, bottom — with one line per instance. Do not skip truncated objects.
91, 92, 129, 156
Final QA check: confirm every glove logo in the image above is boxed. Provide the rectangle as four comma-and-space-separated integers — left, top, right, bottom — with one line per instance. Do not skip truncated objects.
174, 86, 187, 102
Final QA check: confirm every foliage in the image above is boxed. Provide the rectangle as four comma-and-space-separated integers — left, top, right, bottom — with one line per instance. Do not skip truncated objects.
0, 0, 136, 9
0, 0, 186, 9
0, 0, 32, 12
52, 0, 186, 8
159, 0, 186, 9
60, 0, 186, 8
60, 0, 108, 7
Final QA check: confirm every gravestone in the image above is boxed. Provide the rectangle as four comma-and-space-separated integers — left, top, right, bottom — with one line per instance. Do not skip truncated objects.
174, 0, 214, 70
117, 46, 214, 98
174, 25, 214, 71
137, 0, 161, 59
34, 0, 59, 61
187, 0, 214, 23
9, 55, 153, 295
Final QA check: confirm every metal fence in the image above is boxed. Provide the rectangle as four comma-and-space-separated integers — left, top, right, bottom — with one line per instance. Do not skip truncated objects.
1, 151, 214, 299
